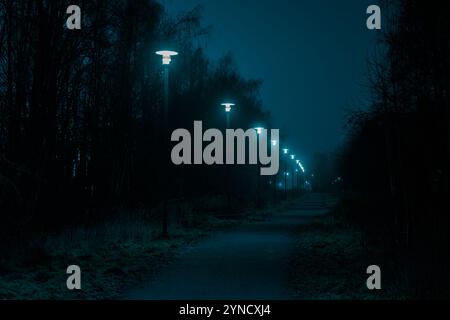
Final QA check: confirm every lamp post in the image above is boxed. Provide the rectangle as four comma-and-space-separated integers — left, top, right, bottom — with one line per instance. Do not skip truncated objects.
222, 103, 235, 128
296, 160, 300, 196
272, 139, 278, 206
156, 50, 178, 238
290, 155, 295, 197
255, 127, 264, 209
298, 161, 305, 195
222, 102, 235, 209
282, 148, 289, 200
156, 51, 178, 125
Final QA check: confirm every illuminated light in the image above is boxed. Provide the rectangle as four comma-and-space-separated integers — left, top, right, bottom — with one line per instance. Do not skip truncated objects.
298, 162, 305, 173
255, 127, 264, 135
156, 50, 178, 65
296, 160, 300, 164
283, 148, 289, 154
272, 140, 278, 147
290, 155, 295, 160
221, 103, 235, 113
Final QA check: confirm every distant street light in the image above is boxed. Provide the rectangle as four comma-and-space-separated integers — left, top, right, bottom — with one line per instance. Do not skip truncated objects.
298, 161, 305, 173
290, 156, 295, 195
255, 127, 264, 135
255, 127, 264, 209
272, 174, 278, 207
222, 102, 235, 209
294, 169, 298, 196
222, 103, 235, 128
291, 154, 295, 196
222, 103, 235, 113
282, 149, 288, 200
156, 49, 178, 238
156, 50, 178, 65
298, 161, 305, 195
271, 139, 278, 206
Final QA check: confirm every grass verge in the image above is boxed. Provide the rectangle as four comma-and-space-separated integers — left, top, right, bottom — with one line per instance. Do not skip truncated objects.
289, 209, 410, 300
0, 210, 265, 300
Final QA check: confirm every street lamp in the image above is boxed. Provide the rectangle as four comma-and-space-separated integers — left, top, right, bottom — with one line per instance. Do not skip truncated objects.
297, 161, 305, 195
222, 103, 235, 128
298, 161, 305, 173
271, 139, 278, 206
222, 103, 235, 113
282, 149, 289, 200
255, 127, 264, 209
290, 155, 295, 194
156, 50, 178, 122
156, 50, 178, 65
255, 127, 264, 135
156, 49, 178, 238
222, 102, 235, 209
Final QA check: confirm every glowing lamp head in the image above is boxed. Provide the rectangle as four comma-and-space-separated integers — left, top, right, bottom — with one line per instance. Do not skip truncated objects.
222, 103, 235, 113
283, 148, 289, 154
291, 155, 295, 160
272, 140, 278, 147
255, 127, 264, 135
298, 162, 305, 173
156, 50, 178, 65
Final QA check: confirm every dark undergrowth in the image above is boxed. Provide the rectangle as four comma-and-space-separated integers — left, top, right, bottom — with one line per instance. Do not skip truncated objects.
289, 201, 411, 300
0, 196, 275, 300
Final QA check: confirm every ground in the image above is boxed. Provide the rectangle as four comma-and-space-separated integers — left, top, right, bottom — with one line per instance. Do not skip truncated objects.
0, 193, 407, 300
0, 214, 240, 299
289, 213, 407, 299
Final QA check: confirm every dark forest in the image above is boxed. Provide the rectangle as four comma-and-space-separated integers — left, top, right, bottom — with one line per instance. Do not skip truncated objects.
0, 0, 449, 301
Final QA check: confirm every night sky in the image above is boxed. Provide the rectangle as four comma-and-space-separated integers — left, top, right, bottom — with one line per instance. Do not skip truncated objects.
165, 0, 379, 166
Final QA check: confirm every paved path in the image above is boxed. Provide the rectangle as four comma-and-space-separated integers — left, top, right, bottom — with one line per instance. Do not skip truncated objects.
126, 193, 333, 300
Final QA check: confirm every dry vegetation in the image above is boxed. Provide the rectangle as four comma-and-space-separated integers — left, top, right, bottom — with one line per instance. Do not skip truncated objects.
289, 205, 410, 300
